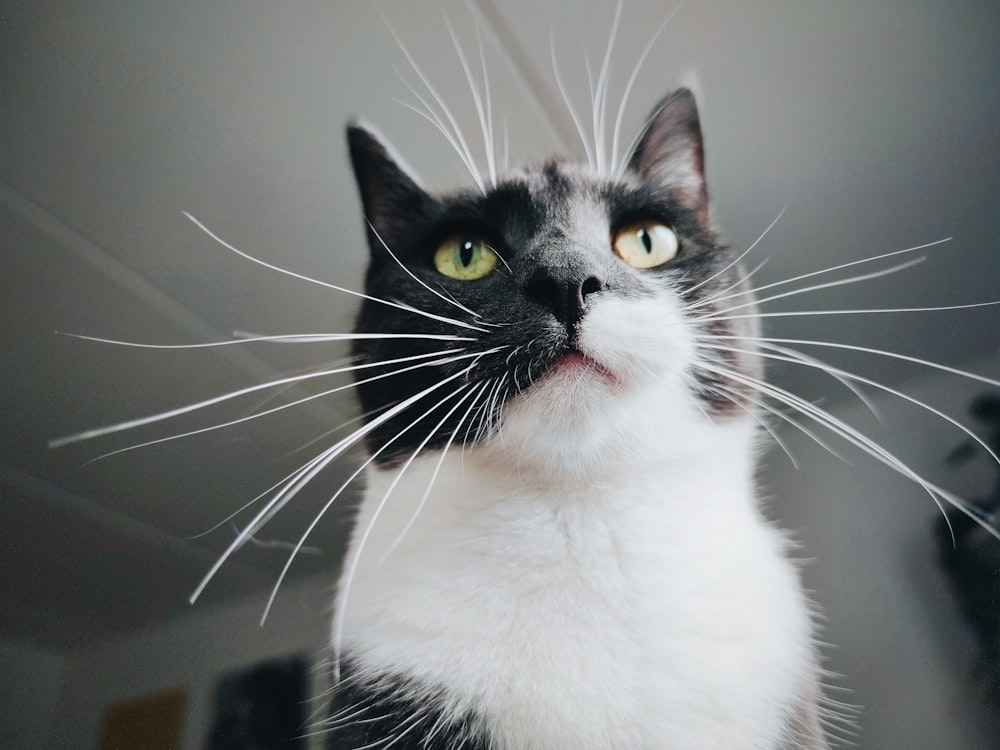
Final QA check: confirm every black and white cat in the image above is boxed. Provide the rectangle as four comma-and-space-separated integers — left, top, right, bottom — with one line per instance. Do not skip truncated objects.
324, 88, 827, 749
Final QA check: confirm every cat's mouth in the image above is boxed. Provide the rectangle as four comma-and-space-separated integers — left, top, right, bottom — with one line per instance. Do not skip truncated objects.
544, 348, 620, 387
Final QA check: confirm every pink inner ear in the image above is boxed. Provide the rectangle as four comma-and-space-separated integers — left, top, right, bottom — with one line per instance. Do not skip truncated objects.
629, 89, 710, 225
649, 144, 709, 224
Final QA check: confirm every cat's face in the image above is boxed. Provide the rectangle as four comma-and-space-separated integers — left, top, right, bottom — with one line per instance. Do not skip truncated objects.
348, 89, 760, 473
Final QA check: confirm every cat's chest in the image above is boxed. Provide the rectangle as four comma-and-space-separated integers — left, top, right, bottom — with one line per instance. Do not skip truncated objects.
337, 454, 814, 749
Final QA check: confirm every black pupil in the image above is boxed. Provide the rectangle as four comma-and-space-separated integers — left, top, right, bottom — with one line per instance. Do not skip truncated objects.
639, 228, 653, 254
459, 241, 476, 267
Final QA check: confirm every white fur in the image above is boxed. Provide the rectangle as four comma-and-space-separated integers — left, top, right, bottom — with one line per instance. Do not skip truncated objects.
336, 287, 817, 749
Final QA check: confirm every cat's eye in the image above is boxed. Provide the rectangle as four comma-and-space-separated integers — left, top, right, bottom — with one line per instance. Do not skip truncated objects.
612, 221, 679, 269
433, 237, 498, 280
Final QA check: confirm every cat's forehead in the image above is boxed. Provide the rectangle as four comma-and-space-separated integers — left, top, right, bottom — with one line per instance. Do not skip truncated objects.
502, 158, 640, 198
470, 159, 645, 238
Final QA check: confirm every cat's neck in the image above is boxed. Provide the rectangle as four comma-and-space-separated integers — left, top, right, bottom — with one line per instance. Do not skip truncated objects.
344, 414, 762, 603
337, 429, 813, 750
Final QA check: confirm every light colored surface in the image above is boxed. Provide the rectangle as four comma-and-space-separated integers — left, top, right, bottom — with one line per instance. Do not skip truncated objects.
765, 349, 1000, 748
1, 0, 998, 745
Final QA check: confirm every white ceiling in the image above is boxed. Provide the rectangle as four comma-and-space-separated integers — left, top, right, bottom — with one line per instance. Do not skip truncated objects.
1, 0, 998, 649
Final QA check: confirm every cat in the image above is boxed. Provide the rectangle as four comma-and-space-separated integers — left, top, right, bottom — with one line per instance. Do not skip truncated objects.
45, 13, 999, 750
322, 87, 829, 749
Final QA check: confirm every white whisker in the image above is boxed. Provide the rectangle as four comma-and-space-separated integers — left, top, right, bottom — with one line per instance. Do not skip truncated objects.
691, 237, 950, 313
613, 97, 669, 181
477, 25, 497, 181
393, 89, 486, 194
502, 116, 509, 173
697, 334, 881, 420
229, 355, 358, 425
382, 13, 485, 192
703, 339, 999, 464
697, 360, 998, 540
690, 255, 772, 314
194, 351, 501, 609
696, 256, 926, 316
58, 331, 473, 349
321, 699, 384, 728
483, 375, 509, 441
584, 56, 597, 169
193, 440, 350, 605
699, 297, 1000, 324
83, 351, 476, 463
255, 349, 504, 549
330, 356, 498, 667
710, 361, 938, 490
264, 381, 476, 625
232, 523, 322, 556
50, 349, 461, 449
550, 28, 595, 170
610, 2, 685, 177
444, 14, 497, 186
381, 381, 493, 562
186, 447, 334, 541
279, 406, 380, 461
366, 219, 482, 319
191, 408, 385, 545
592, 0, 623, 177
708, 380, 805, 469
184, 212, 491, 332
756, 339, 882, 420
684, 206, 786, 300
723, 334, 1000, 390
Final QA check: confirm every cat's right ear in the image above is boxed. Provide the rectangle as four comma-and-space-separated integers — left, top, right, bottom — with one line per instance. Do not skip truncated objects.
347, 124, 437, 258
628, 89, 709, 226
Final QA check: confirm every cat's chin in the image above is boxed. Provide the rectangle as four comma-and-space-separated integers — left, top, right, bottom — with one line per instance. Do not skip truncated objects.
494, 368, 672, 480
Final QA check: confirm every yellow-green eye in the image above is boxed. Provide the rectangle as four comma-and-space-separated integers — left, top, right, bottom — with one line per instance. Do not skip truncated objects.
612, 221, 679, 268
433, 237, 498, 280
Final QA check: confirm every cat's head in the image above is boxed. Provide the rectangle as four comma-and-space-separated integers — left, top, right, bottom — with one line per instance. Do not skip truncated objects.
347, 89, 760, 475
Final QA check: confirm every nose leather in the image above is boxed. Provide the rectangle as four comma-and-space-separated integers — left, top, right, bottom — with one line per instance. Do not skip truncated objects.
526, 265, 604, 332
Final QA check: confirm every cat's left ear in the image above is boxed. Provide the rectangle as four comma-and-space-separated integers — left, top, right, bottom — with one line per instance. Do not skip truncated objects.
347, 124, 438, 259
628, 88, 709, 225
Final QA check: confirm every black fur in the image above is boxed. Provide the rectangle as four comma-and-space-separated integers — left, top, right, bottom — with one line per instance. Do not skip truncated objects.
325, 661, 489, 750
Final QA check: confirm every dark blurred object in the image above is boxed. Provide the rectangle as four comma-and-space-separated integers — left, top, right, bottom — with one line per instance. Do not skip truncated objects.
99, 688, 186, 750
205, 654, 308, 750
937, 394, 1000, 716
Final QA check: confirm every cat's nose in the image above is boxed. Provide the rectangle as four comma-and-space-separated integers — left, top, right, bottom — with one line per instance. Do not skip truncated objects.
526, 266, 604, 330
